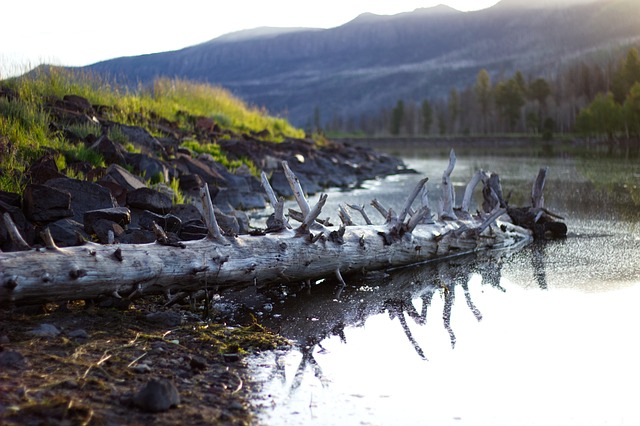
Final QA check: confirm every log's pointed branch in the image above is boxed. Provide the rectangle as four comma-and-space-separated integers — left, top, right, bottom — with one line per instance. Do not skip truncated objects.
532, 167, 547, 209
398, 177, 429, 224
406, 206, 432, 234
301, 193, 328, 230
338, 204, 354, 226
262, 171, 291, 229
371, 199, 396, 223
40, 227, 60, 251
2, 213, 30, 251
440, 149, 458, 221
420, 187, 435, 224
199, 184, 224, 241
347, 204, 372, 225
282, 161, 310, 218
476, 207, 507, 235
462, 171, 487, 213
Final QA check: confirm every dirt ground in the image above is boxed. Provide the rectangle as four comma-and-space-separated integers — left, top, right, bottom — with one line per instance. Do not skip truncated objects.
0, 297, 288, 425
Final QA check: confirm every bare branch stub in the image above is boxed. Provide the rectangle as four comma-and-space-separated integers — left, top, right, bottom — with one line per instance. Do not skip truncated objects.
347, 204, 372, 225
532, 167, 547, 209
199, 184, 224, 241
3, 212, 31, 251
440, 149, 458, 220
398, 177, 429, 224
282, 161, 310, 218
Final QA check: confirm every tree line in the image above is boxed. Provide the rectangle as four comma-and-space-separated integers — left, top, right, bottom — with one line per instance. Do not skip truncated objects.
323, 46, 640, 141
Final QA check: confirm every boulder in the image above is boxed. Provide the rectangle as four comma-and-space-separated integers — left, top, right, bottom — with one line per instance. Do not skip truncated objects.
90, 135, 126, 165
92, 219, 125, 243
46, 178, 118, 223
127, 188, 173, 214
62, 94, 93, 114
25, 155, 66, 184
125, 153, 169, 184
46, 218, 89, 247
116, 124, 166, 156
100, 163, 147, 191
23, 184, 73, 222
138, 210, 181, 233
84, 207, 131, 234
0, 200, 35, 251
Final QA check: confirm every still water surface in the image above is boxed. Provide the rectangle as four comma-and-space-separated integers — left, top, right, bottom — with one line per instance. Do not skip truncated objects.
247, 153, 640, 425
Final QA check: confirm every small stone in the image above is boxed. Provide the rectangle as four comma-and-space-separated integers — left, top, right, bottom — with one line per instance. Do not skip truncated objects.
131, 363, 152, 374
189, 356, 207, 371
67, 329, 89, 340
28, 323, 61, 337
133, 378, 180, 412
145, 311, 183, 327
0, 350, 26, 369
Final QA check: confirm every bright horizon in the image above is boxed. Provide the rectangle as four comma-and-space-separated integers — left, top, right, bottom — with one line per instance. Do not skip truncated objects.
0, 1, 500, 78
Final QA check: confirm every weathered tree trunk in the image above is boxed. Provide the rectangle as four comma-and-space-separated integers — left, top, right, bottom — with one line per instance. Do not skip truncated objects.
0, 150, 550, 305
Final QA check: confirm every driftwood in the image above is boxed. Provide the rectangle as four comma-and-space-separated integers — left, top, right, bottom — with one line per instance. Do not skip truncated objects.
0, 150, 550, 305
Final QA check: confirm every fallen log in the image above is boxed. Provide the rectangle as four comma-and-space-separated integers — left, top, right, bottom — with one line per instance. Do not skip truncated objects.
0, 150, 555, 305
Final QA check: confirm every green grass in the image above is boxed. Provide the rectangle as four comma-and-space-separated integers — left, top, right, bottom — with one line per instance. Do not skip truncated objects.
0, 67, 306, 193
180, 140, 259, 176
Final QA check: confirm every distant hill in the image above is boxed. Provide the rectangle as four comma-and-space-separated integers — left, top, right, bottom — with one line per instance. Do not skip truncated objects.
85, 0, 640, 127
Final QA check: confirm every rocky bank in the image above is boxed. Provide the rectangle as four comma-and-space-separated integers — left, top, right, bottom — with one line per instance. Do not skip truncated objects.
0, 91, 409, 253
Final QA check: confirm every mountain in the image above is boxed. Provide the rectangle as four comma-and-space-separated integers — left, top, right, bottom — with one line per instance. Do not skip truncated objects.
85, 0, 640, 127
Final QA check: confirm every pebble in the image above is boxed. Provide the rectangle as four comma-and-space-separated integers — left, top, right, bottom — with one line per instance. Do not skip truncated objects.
145, 311, 183, 327
67, 329, 89, 340
0, 350, 27, 369
133, 378, 181, 412
28, 323, 61, 337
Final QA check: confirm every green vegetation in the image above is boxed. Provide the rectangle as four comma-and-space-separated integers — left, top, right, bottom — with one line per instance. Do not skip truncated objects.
0, 67, 306, 193
576, 48, 640, 141
180, 139, 259, 176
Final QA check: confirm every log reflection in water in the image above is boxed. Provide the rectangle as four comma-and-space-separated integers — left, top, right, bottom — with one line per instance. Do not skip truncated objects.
252, 249, 531, 397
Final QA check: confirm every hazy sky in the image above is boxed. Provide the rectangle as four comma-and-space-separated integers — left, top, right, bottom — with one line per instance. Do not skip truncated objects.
0, 0, 500, 77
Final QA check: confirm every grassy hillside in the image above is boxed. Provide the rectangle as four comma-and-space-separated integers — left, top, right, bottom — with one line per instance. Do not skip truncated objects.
0, 67, 305, 193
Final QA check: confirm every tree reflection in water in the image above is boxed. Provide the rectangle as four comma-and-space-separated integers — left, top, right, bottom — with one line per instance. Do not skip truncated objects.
256, 245, 548, 395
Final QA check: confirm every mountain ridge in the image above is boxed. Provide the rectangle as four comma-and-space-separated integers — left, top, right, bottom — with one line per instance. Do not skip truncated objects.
85, 0, 640, 127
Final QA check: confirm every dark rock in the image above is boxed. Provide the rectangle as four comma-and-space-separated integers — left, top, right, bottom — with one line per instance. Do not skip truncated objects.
125, 153, 169, 184
213, 188, 265, 211
170, 153, 226, 186
119, 229, 156, 244
100, 163, 147, 191
25, 154, 66, 185
97, 181, 127, 206
84, 207, 131, 234
66, 329, 89, 340
92, 219, 125, 243
214, 209, 240, 235
62, 95, 93, 114
138, 210, 181, 233
0, 350, 26, 369
177, 173, 204, 194
145, 311, 183, 327
116, 124, 167, 156
23, 184, 73, 222
28, 323, 61, 337
0, 201, 35, 250
90, 135, 126, 165
170, 204, 203, 224
0, 190, 21, 208
46, 218, 89, 247
46, 178, 118, 223
127, 188, 173, 214
189, 356, 207, 371
134, 378, 180, 413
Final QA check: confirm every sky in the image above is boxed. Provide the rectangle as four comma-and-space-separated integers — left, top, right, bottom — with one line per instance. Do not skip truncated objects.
0, 0, 500, 78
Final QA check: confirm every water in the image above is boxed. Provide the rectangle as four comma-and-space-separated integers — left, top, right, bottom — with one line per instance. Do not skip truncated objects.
246, 152, 640, 425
